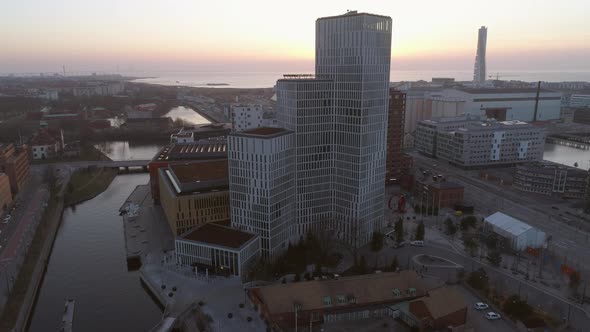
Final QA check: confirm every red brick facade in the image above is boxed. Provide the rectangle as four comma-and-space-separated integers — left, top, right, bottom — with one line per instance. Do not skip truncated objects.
386, 89, 413, 183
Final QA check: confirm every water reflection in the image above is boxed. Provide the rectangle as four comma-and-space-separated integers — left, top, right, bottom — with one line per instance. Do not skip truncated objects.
544, 143, 590, 170
163, 106, 210, 125
94, 141, 163, 161
28, 174, 161, 332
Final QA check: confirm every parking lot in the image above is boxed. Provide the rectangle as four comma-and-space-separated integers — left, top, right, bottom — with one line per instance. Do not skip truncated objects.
454, 285, 517, 332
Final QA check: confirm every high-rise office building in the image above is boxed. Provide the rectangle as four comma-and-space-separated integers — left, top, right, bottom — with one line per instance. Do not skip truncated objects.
386, 89, 413, 183
228, 127, 296, 259
316, 12, 392, 246
276, 77, 334, 236
473, 26, 487, 83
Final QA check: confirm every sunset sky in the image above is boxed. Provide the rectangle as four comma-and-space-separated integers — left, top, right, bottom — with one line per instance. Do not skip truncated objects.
1, 0, 589, 74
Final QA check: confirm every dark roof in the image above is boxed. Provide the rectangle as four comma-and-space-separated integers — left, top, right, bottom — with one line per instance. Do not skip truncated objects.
457, 88, 555, 94
430, 182, 463, 190
169, 160, 228, 183
180, 223, 256, 249
234, 127, 292, 138
411, 287, 466, 320
152, 140, 227, 162
253, 270, 425, 314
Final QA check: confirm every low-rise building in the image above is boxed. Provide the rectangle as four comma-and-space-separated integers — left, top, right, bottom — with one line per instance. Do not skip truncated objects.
175, 223, 260, 281
159, 160, 230, 235
483, 212, 546, 251
0, 143, 30, 195
513, 161, 587, 198
73, 81, 124, 97
250, 271, 426, 331
0, 173, 12, 212
395, 286, 467, 331
29, 128, 64, 160
170, 123, 232, 143
149, 138, 228, 202
417, 117, 546, 169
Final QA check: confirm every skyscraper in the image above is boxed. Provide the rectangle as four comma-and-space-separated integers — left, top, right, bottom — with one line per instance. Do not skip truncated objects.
275, 11, 392, 247
473, 26, 487, 83
316, 12, 392, 246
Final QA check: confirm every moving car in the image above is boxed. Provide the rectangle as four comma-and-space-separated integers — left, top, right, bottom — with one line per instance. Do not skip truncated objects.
474, 302, 489, 310
485, 312, 501, 320
410, 240, 424, 247
392, 241, 406, 249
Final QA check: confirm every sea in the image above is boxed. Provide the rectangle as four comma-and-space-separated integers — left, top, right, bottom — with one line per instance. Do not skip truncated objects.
131, 70, 590, 89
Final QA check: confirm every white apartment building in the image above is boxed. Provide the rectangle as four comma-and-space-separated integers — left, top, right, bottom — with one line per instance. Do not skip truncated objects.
228, 127, 295, 259
73, 81, 124, 97
444, 88, 562, 122
230, 104, 264, 132
414, 115, 483, 157
276, 78, 334, 236
417, 117, 546, 169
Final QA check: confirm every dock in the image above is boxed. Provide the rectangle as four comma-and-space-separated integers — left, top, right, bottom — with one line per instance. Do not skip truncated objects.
60, 299, 75, 332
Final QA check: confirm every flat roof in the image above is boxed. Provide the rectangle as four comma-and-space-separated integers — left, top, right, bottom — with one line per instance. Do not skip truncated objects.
152, 140, 227, 161
430, 182, 463, 190
169, 160, 228, 183
253, 270, 424, 315
234, 127, 292, 138
484, 212, 532, 237
457, 88, 555, 94
317, 11, 391, 21
179, 223, 256, 249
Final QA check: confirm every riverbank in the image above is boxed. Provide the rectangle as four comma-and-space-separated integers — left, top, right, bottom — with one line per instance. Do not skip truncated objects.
64, 167, 118, 206
0, 195, 64, 332
31, 144, 112, 165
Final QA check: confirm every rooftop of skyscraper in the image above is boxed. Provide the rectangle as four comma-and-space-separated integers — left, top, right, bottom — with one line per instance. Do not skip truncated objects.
234, 127, 292, 138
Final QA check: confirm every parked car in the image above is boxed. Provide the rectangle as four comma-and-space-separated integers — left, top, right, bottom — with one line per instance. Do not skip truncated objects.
410, 240, 424, 247
474, 302, 489, 310
485, 312, 501, 320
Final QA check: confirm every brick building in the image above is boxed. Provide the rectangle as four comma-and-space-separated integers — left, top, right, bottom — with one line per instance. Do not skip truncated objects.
149, 139, 227, 202
250, 271, 426, 331
415, 179, 464, 210
0, 173, 12, 212
396, 286, 467, 331
158, 160, 230, 235
386, 89, 413, 183
0, 143, 30, 195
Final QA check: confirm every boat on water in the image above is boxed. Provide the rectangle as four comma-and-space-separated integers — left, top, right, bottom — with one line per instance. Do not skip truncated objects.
60, 299, 75, 332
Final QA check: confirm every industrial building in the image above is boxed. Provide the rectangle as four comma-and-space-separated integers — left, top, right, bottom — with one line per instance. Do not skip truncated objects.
0, 143, 30, 195
175, 223, 260, 281
513, 161, 587, 198
158, 160, 230, 235
483, 212, 546, 251
443, 88, 562, 122
416, 116, 546, 169
228, 127, 295, 259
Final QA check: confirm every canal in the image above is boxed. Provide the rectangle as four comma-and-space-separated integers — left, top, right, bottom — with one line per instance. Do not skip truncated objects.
544, 143, 590, 170
28, 174, 162, 332
94, 106, 210, 161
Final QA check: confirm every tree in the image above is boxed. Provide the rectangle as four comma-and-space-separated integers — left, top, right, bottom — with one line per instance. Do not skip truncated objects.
389, 256, 399, 272
415, 222, 425, 241
463, 236, 478, 256
357, 255, 368, 274
487, 251, 502, 267
394, 218, 404, 243
460, 215, 477, 230
467, 268, 489, 290
569, 272, 581, 290
370, 231, 384, 253
503, 295, 533, 320
486, 234, 499, 250
445, 218, 457, 235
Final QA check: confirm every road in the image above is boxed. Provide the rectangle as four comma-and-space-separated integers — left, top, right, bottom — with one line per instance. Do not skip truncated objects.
0, 167, 44, 256
410, 152, 590, 275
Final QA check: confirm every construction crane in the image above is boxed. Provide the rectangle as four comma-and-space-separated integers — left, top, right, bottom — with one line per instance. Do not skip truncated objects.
488, 73, 519, 80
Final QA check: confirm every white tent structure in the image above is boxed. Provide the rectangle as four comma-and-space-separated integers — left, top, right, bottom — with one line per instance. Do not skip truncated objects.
483, 212, 546, 250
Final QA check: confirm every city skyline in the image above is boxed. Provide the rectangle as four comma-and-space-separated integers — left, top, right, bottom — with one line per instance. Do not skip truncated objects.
1, 0, 589, 73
